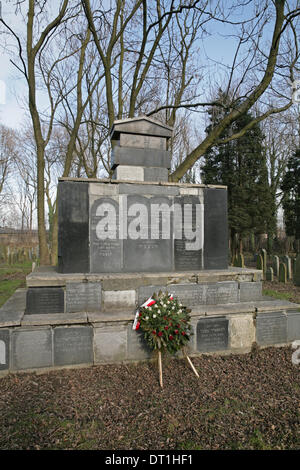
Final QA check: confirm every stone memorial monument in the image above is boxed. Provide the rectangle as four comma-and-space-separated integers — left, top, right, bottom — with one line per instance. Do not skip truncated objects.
0, 116, 300, 374
57, 117, 227, 274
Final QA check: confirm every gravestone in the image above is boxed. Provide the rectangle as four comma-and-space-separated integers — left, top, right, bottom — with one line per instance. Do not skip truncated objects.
294, 255, 300, 287
266, 267, 274, 282
233, 253, 244, 268
196, 317, 229, 352
256, 254, 263, 271
279, 262, 287, 283
292, 257, 296, 278
256, 312, 287, 345
272, 255, 280, 277
261, 249, 267, 274
282, 255, 292, 280
237, 253, 245, 268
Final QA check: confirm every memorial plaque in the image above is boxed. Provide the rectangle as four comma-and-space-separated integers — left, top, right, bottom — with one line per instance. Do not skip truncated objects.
203, 188, 228, 269
26, 287, 64, 314
124, 195, 173, 272
239, 281, 262, 302
256, 312, 287, 345
0, 329, 10, 370
287, 310, 300, 341
66, 282, 102, 312
171, 284, 206, 305
138, 283, 206, 306
53, 326, 93, 366
90, 197, 123, 273
58, 181, 89, 273
12, 327, 52, 370
197, 317, 229, 352
94, 325, 127, 363
206, 281, 238, 304
174, 195, 203, 271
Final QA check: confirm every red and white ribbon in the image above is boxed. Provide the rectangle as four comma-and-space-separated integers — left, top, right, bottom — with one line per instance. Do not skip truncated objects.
133, 296, 155, 330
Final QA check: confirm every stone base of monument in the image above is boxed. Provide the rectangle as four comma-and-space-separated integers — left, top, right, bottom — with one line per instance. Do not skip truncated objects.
0, 266, 299, 375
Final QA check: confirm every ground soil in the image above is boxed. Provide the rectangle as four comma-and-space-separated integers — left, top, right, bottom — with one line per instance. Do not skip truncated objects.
0, 345, 299, 450
263, 280, 300, 304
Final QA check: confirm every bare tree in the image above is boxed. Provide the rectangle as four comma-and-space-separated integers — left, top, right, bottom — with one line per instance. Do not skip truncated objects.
1, 0, 299, 266
0, 1, 106, 263
0, 124, 18, 195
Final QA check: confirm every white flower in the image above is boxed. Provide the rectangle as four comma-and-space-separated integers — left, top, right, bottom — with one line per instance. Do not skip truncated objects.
149, 307, 152, 311
167, 301, 170, 304
179, 303, 183, 307
153, 314, 157, 318
157, 310, 161, 314
163, 304, 167, 307
179, 309, 182, 313
145, 316, 149, 321
172, 306, 175, 310
155, 304, 158, 308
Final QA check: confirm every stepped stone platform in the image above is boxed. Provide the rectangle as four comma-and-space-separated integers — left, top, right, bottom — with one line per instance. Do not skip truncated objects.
0, 267, 299, 375
1, 118, 300, 375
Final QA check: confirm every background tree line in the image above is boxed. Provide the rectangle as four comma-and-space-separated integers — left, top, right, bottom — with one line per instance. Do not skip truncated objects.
0, 0, 299, 264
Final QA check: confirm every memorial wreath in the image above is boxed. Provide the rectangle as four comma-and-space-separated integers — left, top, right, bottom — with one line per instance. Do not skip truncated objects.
133, 291, 199, 387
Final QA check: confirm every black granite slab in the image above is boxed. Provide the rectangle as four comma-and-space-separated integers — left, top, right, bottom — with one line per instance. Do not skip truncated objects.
197, 316, 229, 352
203, 188, 228, 270
111, 146, 171, 169
57, 181, 89, 273
26, 287, 64, 314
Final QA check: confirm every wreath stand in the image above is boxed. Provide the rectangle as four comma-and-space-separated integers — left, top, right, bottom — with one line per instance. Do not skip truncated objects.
157, 347, 199, 389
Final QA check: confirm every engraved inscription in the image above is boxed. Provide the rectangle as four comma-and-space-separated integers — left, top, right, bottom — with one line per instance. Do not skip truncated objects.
197, 317, 229, 352
66, 282, 101, 312
174, 195, 203, 271
206, 282, 238, 304
90, 197, 122, 273
54, 327, 93, 366
26, 288, 64, 314
256, 313, 287, 345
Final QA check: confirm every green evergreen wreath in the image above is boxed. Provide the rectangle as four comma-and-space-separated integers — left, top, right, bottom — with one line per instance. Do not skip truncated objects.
135, 291, 193, 355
